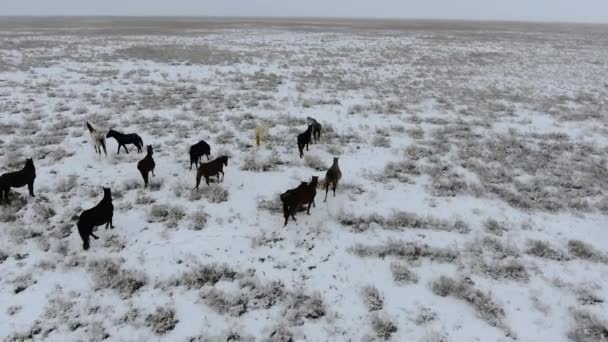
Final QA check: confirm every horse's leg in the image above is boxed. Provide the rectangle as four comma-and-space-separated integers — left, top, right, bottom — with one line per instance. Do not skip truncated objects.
90, 232, 99, 239
205, 176, 210, 186
5, 188, 10, 204
152, 169, 155, 177
307, 202, 312, 215
333, 182, 337, 196
324, 186, 329, 202
194, 175, 201, 190
117, 144, 121, 154
28, 182, 35, 197
124, 145, 129, 154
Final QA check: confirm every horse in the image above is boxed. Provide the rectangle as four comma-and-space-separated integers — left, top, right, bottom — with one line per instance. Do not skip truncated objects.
255, 123, 269, 147
137, 145, 156, 188
77, 187, 114, 250
86, 122, 107, 156
297, 124, 313, 158
280, 176, 319, 226
324, 157, 342, 202
195, 156, 229, 189
189, 140, 211, 170
106, 129, 143, 154
0, 158, 36, 204
307, 117, 322, 143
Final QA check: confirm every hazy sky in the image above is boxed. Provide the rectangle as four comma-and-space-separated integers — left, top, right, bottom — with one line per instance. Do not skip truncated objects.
4, 0, 608, 23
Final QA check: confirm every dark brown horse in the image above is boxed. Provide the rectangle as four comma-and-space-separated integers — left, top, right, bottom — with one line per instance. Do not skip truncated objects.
0, 158, 36, 204
280, 176, 319, 226
137, 145, 155, 188
195, 156, 229, 189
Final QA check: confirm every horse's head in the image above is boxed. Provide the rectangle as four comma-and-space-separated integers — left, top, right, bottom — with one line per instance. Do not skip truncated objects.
333, 157, 339, 164
221, 156, 229, 166
146, 145, 153, 155
105, 130, 115, 138
25, 158, 34, 168
311, 176, 319, 184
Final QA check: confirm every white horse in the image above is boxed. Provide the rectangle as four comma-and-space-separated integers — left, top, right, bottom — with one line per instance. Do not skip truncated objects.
255, 122, 269, 147
86, 121, 107, 156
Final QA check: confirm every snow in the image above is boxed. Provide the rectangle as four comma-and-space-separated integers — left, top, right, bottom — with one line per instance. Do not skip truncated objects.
1, 18, 608, 341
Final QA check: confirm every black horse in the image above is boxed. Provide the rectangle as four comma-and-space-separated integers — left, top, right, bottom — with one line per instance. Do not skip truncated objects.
77, 187, 114, 250
0, 158, 36, 204
189, 140, 211, 170
106, 129, 143, 154
297, 125, 313, 158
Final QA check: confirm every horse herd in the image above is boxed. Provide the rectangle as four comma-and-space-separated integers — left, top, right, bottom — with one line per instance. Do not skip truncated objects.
0, 116, 341, 250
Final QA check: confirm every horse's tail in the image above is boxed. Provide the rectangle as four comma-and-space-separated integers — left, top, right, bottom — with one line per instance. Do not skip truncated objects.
137, 136, 144, 149
281, 196, 290, 224
86, 122, 94, 133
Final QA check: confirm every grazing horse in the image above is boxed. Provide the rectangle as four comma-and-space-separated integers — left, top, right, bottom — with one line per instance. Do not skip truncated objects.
106, 129, 143, 154
195, 156, 229, 189
280, 176, 319, 226
86, 122, 107, 156
307, 117, 322, 143
297, 124, 313, 158
137, 145, 156, 188
189, 140, 211, 170
0, 158, 36, 204
324, 157, 342, 202
77, 187, 114, 250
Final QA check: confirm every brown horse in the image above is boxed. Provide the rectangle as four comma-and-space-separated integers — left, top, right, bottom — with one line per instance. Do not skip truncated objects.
195, 156, 229, 189
324, 157, 342, 202
280, 176, 319, 226
137, 145, 155, 188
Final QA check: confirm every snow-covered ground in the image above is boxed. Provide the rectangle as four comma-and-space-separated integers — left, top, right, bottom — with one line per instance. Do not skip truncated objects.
1, 18, 608, 341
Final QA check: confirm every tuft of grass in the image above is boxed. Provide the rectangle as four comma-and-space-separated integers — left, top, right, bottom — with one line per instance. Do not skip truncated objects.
338, 211, 469, 234
352, 240, 458, 263
370, 313, 399, 340
568, 309, 608, 342
147, 204, 186, 228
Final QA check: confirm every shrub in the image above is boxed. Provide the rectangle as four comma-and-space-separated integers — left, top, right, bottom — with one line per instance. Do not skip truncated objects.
283, 291, 326, 326
188, 211, 208, 230
483, 218, 509, 236
390, 262, 419, 284
171, 263, 240, 289
352, 241, 458, 263
304, 154, 327, 170
431, 276, 510, 335
361, 285, 384, 311
370, 313, 398, 340
568, 240, 607, 263
88, 258, 146, 297
372, 134, 391, 148
56, 174, 78, 193
196, 184, 229, 203
525, 240, 567, 261
145, 307, 178, 335
339, 211, 469, 234
147, 204, 186, 228
414, 307, 437, 325
568, 309, 608, 342
200, 288, 248, 317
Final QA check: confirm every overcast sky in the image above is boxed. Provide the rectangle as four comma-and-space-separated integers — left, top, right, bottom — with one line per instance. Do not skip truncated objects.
4, 0, 608, 23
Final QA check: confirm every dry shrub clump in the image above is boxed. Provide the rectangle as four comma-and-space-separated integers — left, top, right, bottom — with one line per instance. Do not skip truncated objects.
352, 240, 458, 263
339, 211, 469, 234
88, 258, 146, 297
431, 276, 513, 337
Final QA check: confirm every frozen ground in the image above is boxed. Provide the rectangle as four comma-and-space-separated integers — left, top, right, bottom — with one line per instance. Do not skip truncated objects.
1, 17, 608, 341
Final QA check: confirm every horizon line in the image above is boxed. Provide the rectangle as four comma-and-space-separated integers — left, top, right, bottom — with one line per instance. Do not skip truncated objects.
1, 14, 607, 26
